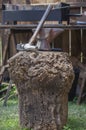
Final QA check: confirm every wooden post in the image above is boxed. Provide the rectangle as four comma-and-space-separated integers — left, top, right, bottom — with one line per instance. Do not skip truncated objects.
2, 32, 11, 65
3, 80, 12, 106
77, 72, 86, 104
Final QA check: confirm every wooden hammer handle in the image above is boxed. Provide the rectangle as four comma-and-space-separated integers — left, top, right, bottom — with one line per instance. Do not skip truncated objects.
28, 4, 53, 45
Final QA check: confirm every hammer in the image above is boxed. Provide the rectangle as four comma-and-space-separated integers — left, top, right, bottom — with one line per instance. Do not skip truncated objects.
17, 4, 53, 51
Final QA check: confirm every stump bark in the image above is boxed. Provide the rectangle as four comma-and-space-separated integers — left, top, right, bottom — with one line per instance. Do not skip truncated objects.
8, 51, 74, 130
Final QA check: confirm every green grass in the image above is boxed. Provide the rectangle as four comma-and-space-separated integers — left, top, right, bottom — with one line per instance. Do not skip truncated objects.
0, 99, 86, 130
63, 102, 86, 130
0, 98, 20, 130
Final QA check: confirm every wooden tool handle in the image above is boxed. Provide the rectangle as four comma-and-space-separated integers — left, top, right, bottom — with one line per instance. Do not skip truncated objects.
28, 4, 53, 45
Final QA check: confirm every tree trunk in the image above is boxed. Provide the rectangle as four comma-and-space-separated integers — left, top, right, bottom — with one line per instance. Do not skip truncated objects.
8, 51, 74, 130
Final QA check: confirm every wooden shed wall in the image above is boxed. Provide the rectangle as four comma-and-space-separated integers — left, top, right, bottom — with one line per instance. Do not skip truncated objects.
66, 0, 84, 2
1, 0, 86, 65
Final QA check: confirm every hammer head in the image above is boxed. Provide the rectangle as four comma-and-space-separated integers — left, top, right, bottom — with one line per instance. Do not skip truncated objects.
17, 43, 38, 51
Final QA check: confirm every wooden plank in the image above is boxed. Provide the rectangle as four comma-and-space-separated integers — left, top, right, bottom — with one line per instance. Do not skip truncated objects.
2, 32, 11, 65
67, 2, 86, 7
2, 0, 26, 4
71, 30, 81, 57
9, 32, 17, 57
62, 30, 69, 53
30, 0, 58, 4
82, 29, 86, 63
77, 73, 86, 105
0, 24, 86, 29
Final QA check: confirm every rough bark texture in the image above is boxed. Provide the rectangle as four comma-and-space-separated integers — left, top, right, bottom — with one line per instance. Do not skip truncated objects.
8, 51, 74, 130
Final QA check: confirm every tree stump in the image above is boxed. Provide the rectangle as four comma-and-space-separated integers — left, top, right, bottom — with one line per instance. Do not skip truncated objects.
8, 51, 74, 130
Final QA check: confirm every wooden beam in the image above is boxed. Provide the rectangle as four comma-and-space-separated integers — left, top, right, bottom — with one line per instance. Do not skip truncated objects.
2, 33, 11, 65
0, 24, 86, 29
